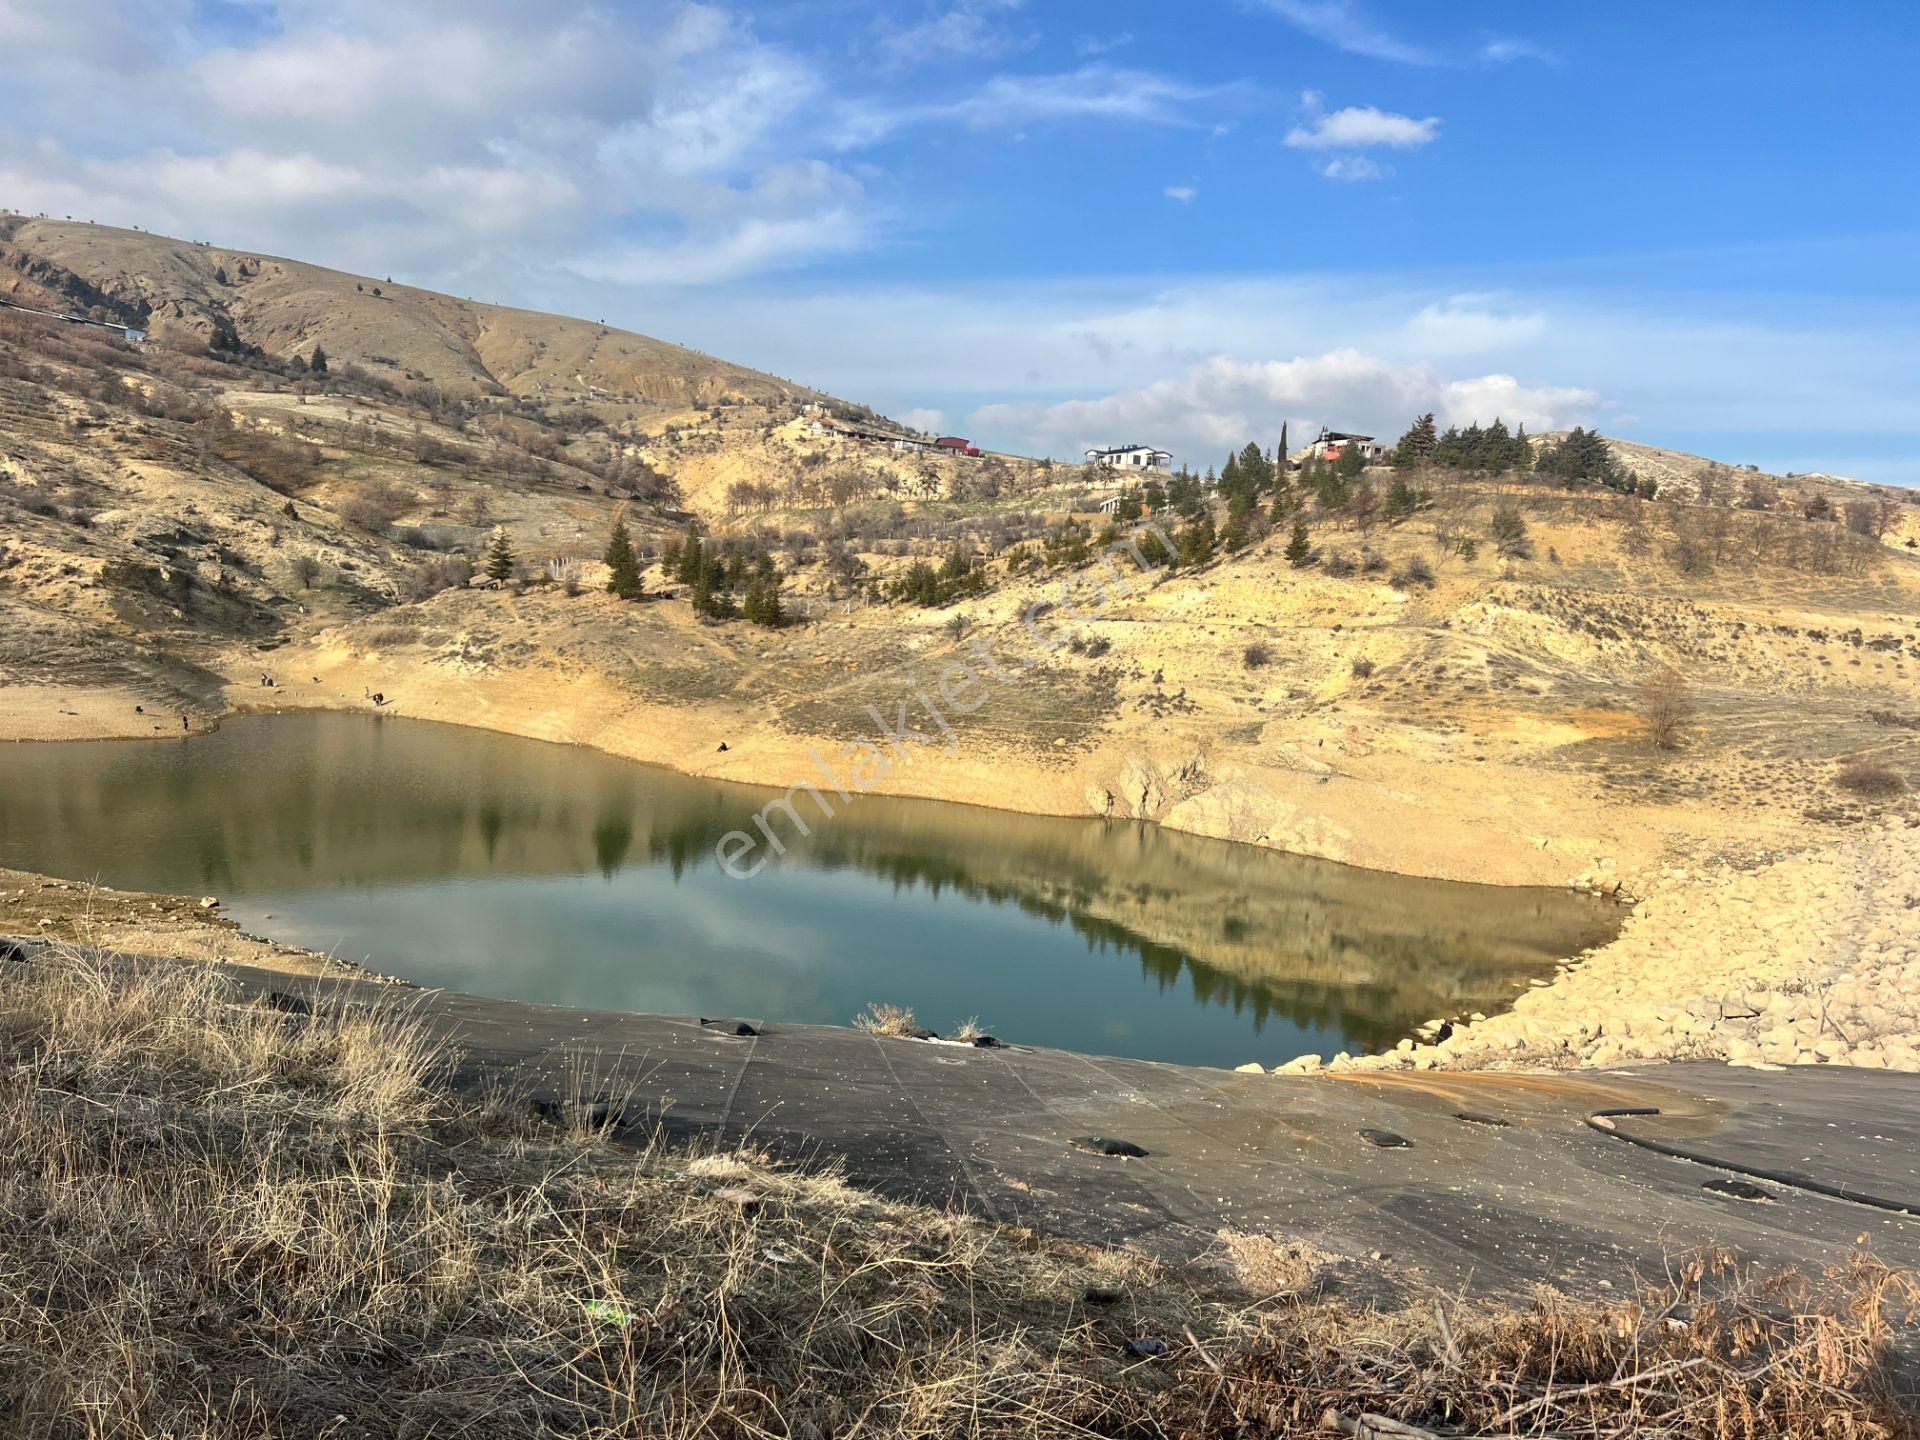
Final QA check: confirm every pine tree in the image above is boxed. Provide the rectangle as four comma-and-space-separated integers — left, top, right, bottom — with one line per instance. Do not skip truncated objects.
484, 529, 515, 582
1481, 419, 1512, 473
675, 534, 704, 586
744, 573, 784, 627
1177, 512, 1217, 566
1236, 440, 1271, 494
1219, 451, 1243, 495
1222, 492, 1255, 551
1383, 473, 1418, 521
309, 346, 328, 375
690, 557, 715, 616
1393, 412, 1437, 468
1490, 505, 1531, 558
1284, 519, 1314, 568
1317, 466, 1352, 511
604, 513, 642, 598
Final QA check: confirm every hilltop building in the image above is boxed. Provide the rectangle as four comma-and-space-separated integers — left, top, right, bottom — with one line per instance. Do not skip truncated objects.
1086, 443, 1173, 471
1297, 428, 1388, 464
807, 414, 933, 453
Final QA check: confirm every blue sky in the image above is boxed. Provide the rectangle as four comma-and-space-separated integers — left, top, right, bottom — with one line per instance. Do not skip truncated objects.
2, 1, 1916, 480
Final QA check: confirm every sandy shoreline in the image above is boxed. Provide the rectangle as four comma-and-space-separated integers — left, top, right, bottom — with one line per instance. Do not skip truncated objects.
1267, 817, 1920, 1075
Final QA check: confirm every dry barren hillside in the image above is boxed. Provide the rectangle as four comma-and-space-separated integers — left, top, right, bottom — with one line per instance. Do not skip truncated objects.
1531, 431, 1915, 541
0, 216, 816, 415
2, 216, 1918, 902
0, 216, 1063, 519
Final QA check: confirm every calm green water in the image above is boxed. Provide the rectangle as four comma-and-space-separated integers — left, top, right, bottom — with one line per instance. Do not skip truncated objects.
0, 714, 1617, 1067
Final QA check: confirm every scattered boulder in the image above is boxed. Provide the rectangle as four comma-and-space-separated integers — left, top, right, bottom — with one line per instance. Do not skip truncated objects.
1070, 1136, 1148, 1158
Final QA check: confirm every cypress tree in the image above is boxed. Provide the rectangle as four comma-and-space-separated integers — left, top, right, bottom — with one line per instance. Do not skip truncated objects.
604, 513, 641, 598
1277, 421, 1289, 474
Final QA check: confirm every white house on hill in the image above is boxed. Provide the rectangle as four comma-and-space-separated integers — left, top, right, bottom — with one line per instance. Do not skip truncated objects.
1086, 443, 1173, 471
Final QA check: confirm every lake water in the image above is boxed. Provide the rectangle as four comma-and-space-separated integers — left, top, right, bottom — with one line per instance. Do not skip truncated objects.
0, 714, 1618, 1067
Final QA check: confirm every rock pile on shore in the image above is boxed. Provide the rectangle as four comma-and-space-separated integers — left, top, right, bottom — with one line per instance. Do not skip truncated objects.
1271, 817, 1920, 1076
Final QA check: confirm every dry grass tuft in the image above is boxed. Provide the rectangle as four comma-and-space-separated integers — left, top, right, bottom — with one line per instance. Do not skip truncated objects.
1211, 1229, 1322, 1298
853, 1000, 922, 1038
1172, 1249, 1919, 1439
1, 945, 1913, 1438
1837, 759, 1906, 798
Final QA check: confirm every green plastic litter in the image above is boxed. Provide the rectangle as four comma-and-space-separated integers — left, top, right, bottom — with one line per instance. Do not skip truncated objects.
581, 1299, 637, 1328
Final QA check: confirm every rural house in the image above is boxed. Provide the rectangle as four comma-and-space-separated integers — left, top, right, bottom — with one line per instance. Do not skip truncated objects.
1085, 443, 1173, 471
1298, 428, 1388, 464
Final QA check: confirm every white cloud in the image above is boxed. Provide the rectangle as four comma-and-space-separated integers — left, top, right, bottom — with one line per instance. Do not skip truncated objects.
601, 50, 817, 180
0, 0, 892, 287
1286, 100, 1440, 150
895, 407, 950, 433
969, 349, 1599, 460
569, 211, 871, 287
1076, 31, 1133, 57
1256, 2, 1552, 69
837, 66, 1229, 140
1480, 37, 1554, 64
1402, 296, 1549, 353
875, 0, 1028, 71
962, 67, 1214, 126
1320, 156, 1388, 182
1164, 184, 1198, 202
1253, 0, 1434, 65
568, 162, 875, 287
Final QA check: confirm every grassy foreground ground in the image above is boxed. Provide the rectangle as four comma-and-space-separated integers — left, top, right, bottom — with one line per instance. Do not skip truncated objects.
1, 939, 1915, 1437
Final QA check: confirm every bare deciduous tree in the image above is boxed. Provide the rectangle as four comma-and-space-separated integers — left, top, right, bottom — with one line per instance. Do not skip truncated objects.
1637, 666, 1694, 750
